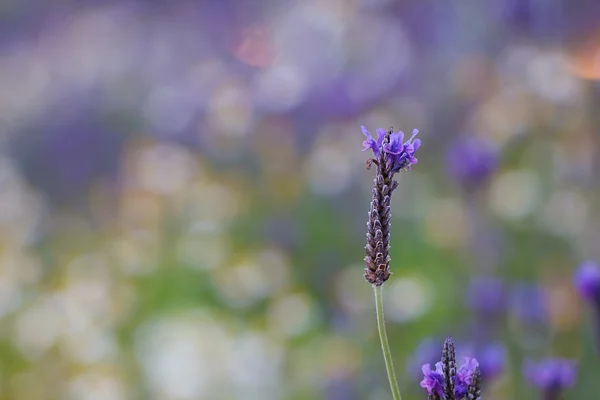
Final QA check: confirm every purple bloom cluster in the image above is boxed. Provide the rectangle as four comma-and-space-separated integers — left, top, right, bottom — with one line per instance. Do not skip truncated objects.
421, 358, 480, 399
524, 358, 577, 393
362, 126, 421, 173
574, 260, 600, 302
410, 338, 506, 383
420, 338, 481, 400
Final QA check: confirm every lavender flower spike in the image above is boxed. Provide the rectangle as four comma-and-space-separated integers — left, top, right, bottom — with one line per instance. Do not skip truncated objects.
442, 338, 457, 399
362, 126, 421, 285
524, 358, 577, 400
420, 337, 481, 400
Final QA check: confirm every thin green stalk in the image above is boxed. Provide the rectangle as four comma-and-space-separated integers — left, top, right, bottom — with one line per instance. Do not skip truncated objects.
374, 284, 402, 400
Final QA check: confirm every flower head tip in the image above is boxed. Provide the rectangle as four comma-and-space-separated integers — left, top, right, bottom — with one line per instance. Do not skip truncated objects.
384, 128, 421, 173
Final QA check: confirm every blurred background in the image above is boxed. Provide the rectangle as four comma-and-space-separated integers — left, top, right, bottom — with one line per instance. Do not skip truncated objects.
1, 0, 600, 399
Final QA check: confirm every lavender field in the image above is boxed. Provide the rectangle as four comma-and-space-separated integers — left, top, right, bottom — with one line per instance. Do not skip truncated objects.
1, 1, 600, 399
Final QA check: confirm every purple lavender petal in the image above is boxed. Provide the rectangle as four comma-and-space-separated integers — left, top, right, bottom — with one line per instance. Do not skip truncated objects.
383, 128, 421, 173
383, 131, 405, 155
420, 362, 445, 397
454, 357, 480, 398
361, 125, 382, 157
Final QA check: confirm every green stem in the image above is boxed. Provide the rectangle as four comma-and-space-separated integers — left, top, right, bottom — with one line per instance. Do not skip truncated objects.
374, 284, 402, 400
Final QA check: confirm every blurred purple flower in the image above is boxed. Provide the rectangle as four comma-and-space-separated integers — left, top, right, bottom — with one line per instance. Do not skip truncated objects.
574, 260, 600, 302
420, 361, 445, 397
454, 357, 480, 399
324, 374, 356, 400
11, 98, 125, 207
524, 358, 577, 393
465, 276, 506, 313
573, 261, 600, 357
446, 136, 498, 189
477, 342, 507, 380
361, 126, 421, 173
509, 283, 548, 324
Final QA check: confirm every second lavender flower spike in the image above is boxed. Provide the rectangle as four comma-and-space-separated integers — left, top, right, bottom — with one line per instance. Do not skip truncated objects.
420, 337, 482, 400
362, 125, 421, 286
